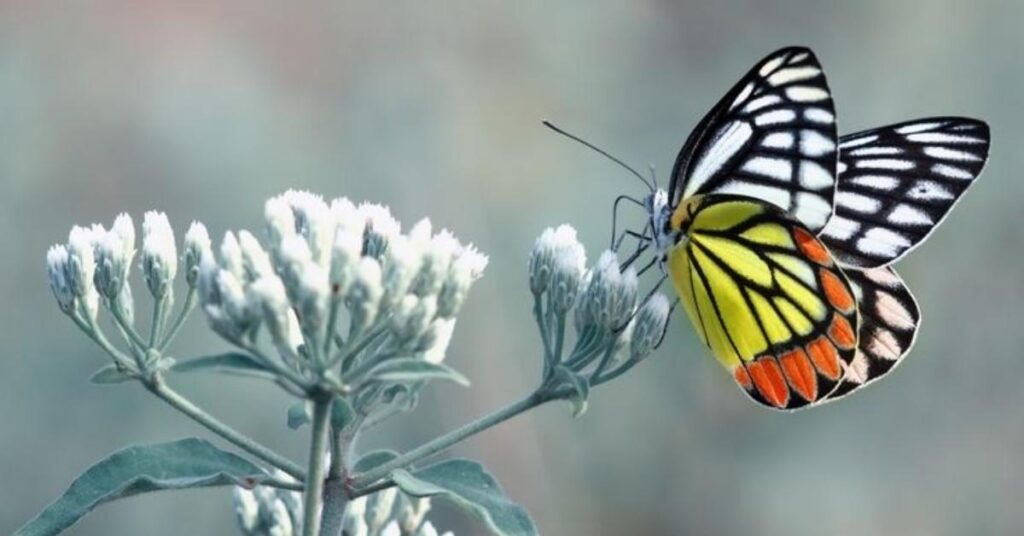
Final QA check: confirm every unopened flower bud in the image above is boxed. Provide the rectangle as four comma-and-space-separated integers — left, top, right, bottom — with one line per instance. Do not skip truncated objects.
251, 276, 293, 350
295, 264, 329, 333
94, 231, 130, 299
183, 222, 211, 287
113, 284, 134, 326
359, 203, 400, 259
548, 252, 582, 315
233, 487, 259, 533
330, 228, 363, 297
391, 295, 436, 343
528, 224, 584, 296
416, 521, 440, 536
268, 498, 294, 536
410, 229, 459, 297
331, 197, 365, 238
342, 497, 369, 536
421, 318, 456, 363
437, 246, 487, 318
276, 235, 314, 299
46, 245, 75, 314
111, 213, 136, 264
66, 226, 97, 298
366, 488, 398, 531
581, 251, 637, 330
347, 257, 383, 330
630, 293, 670, 361
265, 196, 297, 250
141, 211, 177, 300
220, 231, 245, 280
398, 496, 431, 534
285, 190, 334, 268
238, 230, 274, 281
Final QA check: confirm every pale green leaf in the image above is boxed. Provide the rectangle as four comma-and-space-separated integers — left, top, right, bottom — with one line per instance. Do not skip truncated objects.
366, 358, 469, 387
354, 450, 399, 473
553, 365, 590, 417
88, 364, 135, 384
392, 459, 537, 536
287, 402, 311, 430
169, 352, 275, 379
15, 438, 268, 536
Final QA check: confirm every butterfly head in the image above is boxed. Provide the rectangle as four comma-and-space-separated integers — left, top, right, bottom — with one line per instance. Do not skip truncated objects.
645, 188, 678, 259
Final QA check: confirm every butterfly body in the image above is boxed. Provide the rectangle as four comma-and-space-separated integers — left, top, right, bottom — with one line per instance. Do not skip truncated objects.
633, 46, 989, 410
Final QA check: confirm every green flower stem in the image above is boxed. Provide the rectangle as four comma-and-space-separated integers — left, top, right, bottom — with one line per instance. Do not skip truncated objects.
70, 311, 135, 370
148, 295, 167, 350
241, 343, 313, 393
146, 375, 307, 481
302, 397, 333, 536
322, 298, 343, 357
350, 389, 558, 489
158, 288, 196, 351
320, 415, 363, 536
533, 294, 554, 377
335, 325, 389, 371
110, 299, 147, 352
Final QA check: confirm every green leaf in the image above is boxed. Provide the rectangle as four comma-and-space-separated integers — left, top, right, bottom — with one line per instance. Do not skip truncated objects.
553, 365, 590, 417
392, 459, 537, 536
366, 358, 470, 387
15, 438, 268, 536
169, 352, 275, 379
88, 364, 136, 384
353, 450, 399, 473
330, 397, 356, 430
287, 402, 311, 430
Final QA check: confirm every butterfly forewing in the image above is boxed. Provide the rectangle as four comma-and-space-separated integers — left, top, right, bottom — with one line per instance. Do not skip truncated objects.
819, 117, 990, 268
669, 47, 839, 232
826, 265, 921, 399
667, 196, 858, 410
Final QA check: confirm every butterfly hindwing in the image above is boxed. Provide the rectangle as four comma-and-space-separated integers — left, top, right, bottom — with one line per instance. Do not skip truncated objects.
667, 196, 858, 410
819, 117, 990, 268
669, 47, 838, 232
826, 265, 921, 400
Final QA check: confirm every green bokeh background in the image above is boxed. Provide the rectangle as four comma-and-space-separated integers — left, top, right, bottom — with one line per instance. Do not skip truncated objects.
2, 2, 1022, 534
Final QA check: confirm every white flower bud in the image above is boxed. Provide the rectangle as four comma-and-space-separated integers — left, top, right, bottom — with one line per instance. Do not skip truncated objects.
630, 293, 670, 361
437, 245, 487, 318
528, 224, 584, 296
331, 197, 365, 237
330, 228, 363, 298
391, 295, 436, 343
548, 251, 583, 315
285, 190, 334, 268
94, 231, 130, 299
268, 498, 294, 536
366, 488, 398, 531
114, 284, 133, 326
295, 264, 330, 333
398, 496, 431, 534
380, 235, 422, 307
346, 257, 383, 330
218, 270, 255, 330
182, 221, 211, 287
410, 230, 460, 298
276, 234, 314, 299
359, 203, 400, 258
381, 521, 401, 536
238, 230, 275, 281
233, 487, 259, 532
66, 225, 98, 298
580, 251, 637, 330
265, 195, 297, 250
251, 276, 294, 351
141, 211, 177, 300
220, 231, 245, 280
421, 318, 456, 364
46, 245, 75, 314
111, 213, 136, 265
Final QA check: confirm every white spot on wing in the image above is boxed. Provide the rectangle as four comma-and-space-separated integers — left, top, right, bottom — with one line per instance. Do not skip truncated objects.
839, 134, 878, 148
862, 267, 900, 286
741, 157, 792, 181
875, 292, 917, 330
794, 192, 831, 229
845, 351, 870, 384
788, 51, 810, 63
896, 121, 943, 134
923, 146, 981, 161
906, 132, 984, 144
837, 192, 881, 213
758, 55, 786, 76
868, 329, 903, 360
932, 163, 974, 179
743, 95, 782, 113
804, 108, 834, 124
730, 82, 755, 111
755, 109, 797, 126
800, 130, 835, 157
848, 146, 903, 156
718, 181, 792, 210
888, 204, 933, 226
856, 228, 911, 257
908, 180, 954, 200
786, 86, 830, 102
767, 67, 821, 85
856, 159, 915, 170
850, 175, 900, 190
821, 215, 860, 240
799, 160, 833, 189
761, 131, 794, 149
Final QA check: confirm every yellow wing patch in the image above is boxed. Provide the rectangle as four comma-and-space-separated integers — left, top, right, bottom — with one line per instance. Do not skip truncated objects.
667, 196, 860, 410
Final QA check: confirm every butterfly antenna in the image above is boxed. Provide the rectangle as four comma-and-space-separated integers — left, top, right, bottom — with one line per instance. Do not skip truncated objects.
542, 120, 654, 193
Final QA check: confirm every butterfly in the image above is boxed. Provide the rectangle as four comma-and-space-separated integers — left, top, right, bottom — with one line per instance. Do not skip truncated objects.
634, 46, 990, 410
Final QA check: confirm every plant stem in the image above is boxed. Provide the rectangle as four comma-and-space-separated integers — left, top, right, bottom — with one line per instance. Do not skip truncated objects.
350, 389, 556, 489
146, 376, 306, 481
302, 398, 332, 536
158, 289, 196, 351
110, 299, 147, 351
148, 295, 167, 349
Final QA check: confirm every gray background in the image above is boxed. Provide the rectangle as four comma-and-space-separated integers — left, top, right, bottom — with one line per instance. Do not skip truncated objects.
2, 1, 1022, 534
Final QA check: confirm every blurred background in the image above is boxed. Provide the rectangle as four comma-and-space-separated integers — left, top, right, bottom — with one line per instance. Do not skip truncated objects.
2, 1, 1022, 534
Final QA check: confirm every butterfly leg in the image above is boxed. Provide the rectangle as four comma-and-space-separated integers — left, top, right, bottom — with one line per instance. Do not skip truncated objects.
610, 194, 648, 250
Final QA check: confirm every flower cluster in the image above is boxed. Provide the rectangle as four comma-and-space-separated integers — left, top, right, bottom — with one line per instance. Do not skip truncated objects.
234, 482, 451, 536
528, 225, 670, 401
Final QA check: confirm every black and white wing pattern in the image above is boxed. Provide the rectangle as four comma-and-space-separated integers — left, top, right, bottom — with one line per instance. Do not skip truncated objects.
818, 117, 990, 268
826, 266, 921, 400
669, 46, 839, 232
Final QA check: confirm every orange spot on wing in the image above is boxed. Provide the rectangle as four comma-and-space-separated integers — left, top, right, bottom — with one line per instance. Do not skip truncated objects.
749, 358, 790, 408
780, 349, 817, 402
806, 336, 842, 380
829, 315, 857, 349
820, 269, 855, 312
793, 227, 830, 265
734, 366, 753, 390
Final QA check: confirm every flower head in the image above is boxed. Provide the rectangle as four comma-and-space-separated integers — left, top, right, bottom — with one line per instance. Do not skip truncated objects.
141, 211, 177, 300
46, 245, 75, 314
183, 221, 211, 287
528, 224, 585, 296
631, 293, 670, 361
